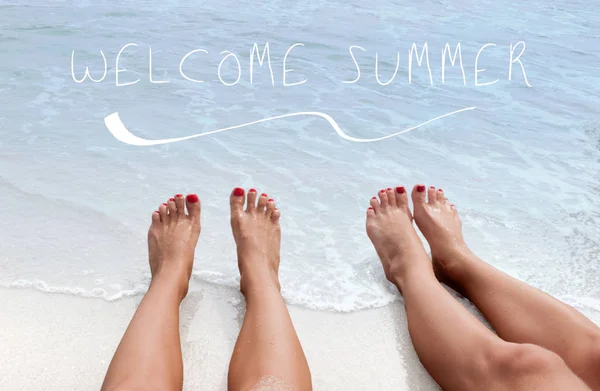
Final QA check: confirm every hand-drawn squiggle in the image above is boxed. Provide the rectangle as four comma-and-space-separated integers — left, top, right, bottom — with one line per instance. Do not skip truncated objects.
104, 106, 476, 146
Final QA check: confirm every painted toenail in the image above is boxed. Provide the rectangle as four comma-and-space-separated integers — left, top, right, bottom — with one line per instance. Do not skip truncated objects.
417, 185, 426, 192
249, 188, 256, 193
233, 187, 244, 196
372, 196, 377, 200
438, 189, 443, 192
169, 198, 175, 201
387, 187, 392, 191
162, 203, 167, 206
430, 186, 435, 189
261, 193, 268, 197
186, 194, 199, 203
268, 198, 274, 202
396, 186, 405, 194
380, 189, 385, 193
175, 194, 183, 198
368, 207, 373, 210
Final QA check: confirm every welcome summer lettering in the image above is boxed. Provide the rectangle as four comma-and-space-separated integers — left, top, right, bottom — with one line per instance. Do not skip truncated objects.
70, 42, 531, 145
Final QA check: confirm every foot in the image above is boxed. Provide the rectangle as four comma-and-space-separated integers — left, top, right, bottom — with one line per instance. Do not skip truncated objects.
366, 186, 432, 286
147, 193, 201, 301
411, 185, 474, 287
229, 187, 282, 295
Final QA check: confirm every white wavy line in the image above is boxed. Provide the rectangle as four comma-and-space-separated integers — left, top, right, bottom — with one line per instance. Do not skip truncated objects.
104, 107, 476, 146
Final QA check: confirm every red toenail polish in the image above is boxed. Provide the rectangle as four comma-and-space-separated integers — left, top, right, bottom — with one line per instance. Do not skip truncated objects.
268, 198, 274, 202
162, 202, 167, 206
387, 187, 392, 191
380, 189, 385, 193
233, 187, 244, 196
186, 194, 199, 203
175, 194, 183, 198
430, 186, 435, 189
372, 196, 377, 200
396, 186, 405, 194
417, 185, 426, 192
249, 188, 256, 193
261, 193, 268, 197
169, 198, 174, 201
368, 207, 373, 210
438, 189, 443, 192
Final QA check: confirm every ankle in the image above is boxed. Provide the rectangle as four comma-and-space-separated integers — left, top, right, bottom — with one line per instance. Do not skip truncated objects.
239, 267, 280, 296
391, 265, 434, 292
242, 281, 282, 301
387, 253, 434, 287
150, 268, 190, 302
434, 248, 478, 283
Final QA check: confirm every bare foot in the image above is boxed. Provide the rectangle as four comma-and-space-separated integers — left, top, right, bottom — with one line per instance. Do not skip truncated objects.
147, 193, 201, 301
229, 187, 281, 295
366, 186, 432, 286
411, 185, 474, 288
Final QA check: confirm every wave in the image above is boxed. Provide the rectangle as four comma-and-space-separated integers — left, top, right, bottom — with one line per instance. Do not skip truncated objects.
6, 276, 599, 316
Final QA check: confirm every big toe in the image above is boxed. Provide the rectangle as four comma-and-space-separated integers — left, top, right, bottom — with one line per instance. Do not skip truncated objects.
230, 187, 245, 214
411, 184, 427, 209
394, 186, 408, 207
185, 193, 201, 225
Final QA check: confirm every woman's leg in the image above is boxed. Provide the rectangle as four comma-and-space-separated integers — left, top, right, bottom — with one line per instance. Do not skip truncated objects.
412, 185, 600, 389
101, 194, 201, 391
366, 186, 589, 391
227, 188, 312, 391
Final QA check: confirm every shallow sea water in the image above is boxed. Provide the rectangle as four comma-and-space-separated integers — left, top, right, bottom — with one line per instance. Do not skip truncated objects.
0, 0, 599, 312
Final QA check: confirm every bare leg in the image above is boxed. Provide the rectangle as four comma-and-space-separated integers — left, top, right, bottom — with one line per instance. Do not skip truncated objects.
365, 186, 589, 391
413, 185, 600, 389
101, 194, 201, 391
227, 188, 312, 391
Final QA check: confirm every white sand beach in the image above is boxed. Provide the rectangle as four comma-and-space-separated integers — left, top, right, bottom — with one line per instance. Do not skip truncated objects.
3, 283, 599, 390
0, 283, 435, 391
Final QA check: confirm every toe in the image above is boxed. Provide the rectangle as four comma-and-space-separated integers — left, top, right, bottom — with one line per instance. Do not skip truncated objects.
271, 208, 281, 223
394, 186, 408, 206
385, 188, 396, 207
168, 198, 177, 216
370, 196, 380, 213
151, 210, 161, 224
378, 189, 389, 208
174, 193, 185, 215
266, 197, 275, 217
366, 206, 375, 218
257, 192, 268, 212
159, 202, 169, 224
246, 188, 257, 212
185, 193, 201, 223
411, 184, 427, 206
230, 187, 245, 213
436, 188, 446, 204
427, 186, 437, 204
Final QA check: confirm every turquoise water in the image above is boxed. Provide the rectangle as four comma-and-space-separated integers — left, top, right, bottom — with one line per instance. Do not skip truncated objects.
0, 0, 599, 311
